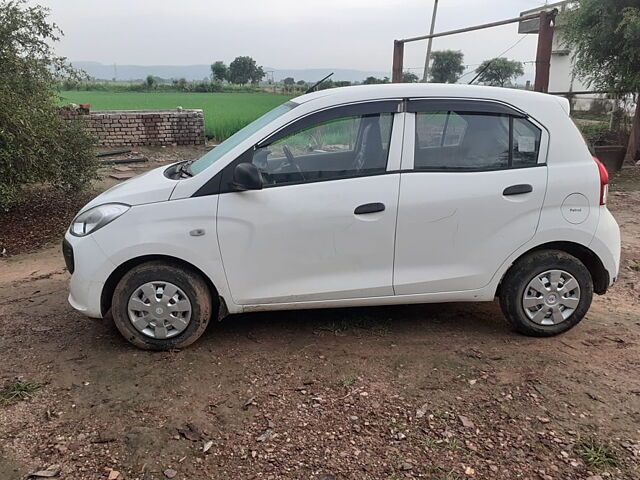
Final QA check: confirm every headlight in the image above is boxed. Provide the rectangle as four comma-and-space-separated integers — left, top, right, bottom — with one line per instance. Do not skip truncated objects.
70, 203, 130, 237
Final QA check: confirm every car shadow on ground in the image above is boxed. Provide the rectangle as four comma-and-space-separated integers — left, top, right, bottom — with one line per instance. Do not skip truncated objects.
97, 300, 518, 355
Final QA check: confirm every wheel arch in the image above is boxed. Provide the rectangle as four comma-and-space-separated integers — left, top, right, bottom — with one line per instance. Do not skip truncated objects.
100, 254, 222, 317
497, 241, 609, 296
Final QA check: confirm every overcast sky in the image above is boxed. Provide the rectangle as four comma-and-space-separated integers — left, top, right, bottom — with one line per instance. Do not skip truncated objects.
33, 0, 550, 78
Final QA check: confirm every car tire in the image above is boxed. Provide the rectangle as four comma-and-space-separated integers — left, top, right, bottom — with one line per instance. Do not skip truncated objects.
111, 261, 213, 350
499, 250, 593, 337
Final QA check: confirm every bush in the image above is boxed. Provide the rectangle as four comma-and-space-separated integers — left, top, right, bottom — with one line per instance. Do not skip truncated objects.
579, 123, 626, 146
0, 0, 97, 210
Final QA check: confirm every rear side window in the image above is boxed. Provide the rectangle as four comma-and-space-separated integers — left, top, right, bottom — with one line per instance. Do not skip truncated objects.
414, 110, 541, 171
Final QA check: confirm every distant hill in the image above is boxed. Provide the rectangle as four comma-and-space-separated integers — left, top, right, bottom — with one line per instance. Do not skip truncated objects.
70, 61, 390, 83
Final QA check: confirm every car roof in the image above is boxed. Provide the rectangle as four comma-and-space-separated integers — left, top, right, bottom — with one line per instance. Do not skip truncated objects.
292, 83, 570, 116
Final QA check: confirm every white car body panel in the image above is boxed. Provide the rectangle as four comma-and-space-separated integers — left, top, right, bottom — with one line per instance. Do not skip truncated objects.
216, 112, 405, 305
394, 167, 548, 294
217, 174, 401, 305
63, 83, 620, 322
81, 165, 177, 213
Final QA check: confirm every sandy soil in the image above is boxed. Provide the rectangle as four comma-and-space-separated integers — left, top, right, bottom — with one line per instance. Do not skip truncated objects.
1, 154, 639, 480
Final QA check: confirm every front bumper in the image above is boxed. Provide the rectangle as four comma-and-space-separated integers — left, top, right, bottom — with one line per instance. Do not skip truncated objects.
63, 231, 115, 318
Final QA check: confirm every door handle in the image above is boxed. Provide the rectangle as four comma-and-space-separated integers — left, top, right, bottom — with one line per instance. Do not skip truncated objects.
354, 202, 385, 214
503, 184, 533, 196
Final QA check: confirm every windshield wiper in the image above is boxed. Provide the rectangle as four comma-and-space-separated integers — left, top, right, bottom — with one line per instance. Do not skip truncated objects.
177, 159, 194, 178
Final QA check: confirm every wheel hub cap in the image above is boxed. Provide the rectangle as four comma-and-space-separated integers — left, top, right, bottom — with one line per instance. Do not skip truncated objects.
127, 281, 192, 339
522, 269, 580, 326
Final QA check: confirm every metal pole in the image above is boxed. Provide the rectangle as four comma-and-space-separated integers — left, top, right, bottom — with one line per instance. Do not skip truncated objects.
392, 41, 405, 83
534, 10, 555, 93
399, 11, 542, 44
422, 0, 439, 82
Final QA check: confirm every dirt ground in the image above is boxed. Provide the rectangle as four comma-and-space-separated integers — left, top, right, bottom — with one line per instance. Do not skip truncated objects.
1, 149, 639, 480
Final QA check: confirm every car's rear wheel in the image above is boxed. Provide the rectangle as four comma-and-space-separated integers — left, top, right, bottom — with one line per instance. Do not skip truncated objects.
499, 250, 593, 337
111, 261, 213, 350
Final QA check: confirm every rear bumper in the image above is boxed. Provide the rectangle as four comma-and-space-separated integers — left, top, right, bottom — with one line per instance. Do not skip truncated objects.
63, 232, 115, 318
589, 207, 621, 288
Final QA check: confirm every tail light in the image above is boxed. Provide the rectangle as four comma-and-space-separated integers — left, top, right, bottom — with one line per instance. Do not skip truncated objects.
593, 156, 608, 205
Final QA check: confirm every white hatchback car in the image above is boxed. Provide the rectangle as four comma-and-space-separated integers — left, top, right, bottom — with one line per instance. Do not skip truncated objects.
64, 84, 620, 350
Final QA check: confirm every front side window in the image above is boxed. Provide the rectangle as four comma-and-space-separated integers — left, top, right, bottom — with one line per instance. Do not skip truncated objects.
414, 110, 542, 171
252, 112, 393, 186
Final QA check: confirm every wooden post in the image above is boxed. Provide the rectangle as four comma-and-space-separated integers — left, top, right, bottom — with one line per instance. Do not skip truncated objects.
534, 11, 555, 93
392, 41, 404, 83
624, 97, 640, 165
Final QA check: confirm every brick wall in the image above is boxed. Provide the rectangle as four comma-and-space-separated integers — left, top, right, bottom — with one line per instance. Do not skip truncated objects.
61, 108, 206, 147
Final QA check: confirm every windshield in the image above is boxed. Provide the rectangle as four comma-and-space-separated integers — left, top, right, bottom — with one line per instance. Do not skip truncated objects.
190, 101, 298, 175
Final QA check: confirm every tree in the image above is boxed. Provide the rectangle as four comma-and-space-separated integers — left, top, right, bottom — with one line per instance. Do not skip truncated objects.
145, 75, 157, 89
402, 71, 419, 83
474, 58, 524, 87
210, 61, 228, 82
296, 80, 307, 86
363, 76, 390, 85
430, 50, 465, 83
250, 65, 265, 85
228, 56, 264, 85
0, 0, 96, 209
283, 77, 295, 86
561, 0, 640, 163
177, 77, 188, 91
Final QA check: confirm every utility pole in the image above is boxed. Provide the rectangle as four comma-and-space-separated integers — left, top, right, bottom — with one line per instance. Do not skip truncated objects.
533, 9, 556, 92
421, 0, 439, 82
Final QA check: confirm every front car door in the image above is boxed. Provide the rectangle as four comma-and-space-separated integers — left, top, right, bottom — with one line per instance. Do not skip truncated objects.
394, 99, 549, 295
217, 101, 405, 306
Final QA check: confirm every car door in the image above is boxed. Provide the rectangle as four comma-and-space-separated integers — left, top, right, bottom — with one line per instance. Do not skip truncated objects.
393, 99, 549, 295
217, 101, 404, 305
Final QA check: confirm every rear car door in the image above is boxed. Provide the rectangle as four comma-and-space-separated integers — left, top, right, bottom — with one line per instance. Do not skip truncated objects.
217, 101, 405, 305
393, 99, 549, 294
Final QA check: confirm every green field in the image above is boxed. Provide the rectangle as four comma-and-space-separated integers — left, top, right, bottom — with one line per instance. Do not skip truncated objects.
59, 91, 293, 140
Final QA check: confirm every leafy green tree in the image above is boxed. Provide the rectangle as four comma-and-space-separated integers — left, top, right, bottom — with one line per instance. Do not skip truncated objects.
283, 77, 295, 86
210, 61, 227, 82
228, 56, 264, 85
145, 75, 156, 89
363, 76, 390, 85
561, 0, 640, 163
177, 77, 188, 91
430, 50, 465, 83
250, 65, 265, 85
0, 0, 96, 209
562, 1, 639, 93
474, 58, 524, 87
296, 80, 307, 86
402, 71, 419, 83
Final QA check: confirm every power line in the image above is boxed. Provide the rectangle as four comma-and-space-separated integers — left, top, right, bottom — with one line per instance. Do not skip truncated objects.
468, 34, 530, 84
491, 33, 530, 60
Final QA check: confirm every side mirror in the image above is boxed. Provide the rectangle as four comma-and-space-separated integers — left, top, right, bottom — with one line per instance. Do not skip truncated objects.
232, 162, 263, 191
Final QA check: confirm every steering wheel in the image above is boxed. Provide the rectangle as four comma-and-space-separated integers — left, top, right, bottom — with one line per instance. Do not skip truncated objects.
282, 145, 306, 181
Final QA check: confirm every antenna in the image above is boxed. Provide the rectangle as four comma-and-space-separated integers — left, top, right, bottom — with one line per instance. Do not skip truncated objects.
305, 72, 334, 94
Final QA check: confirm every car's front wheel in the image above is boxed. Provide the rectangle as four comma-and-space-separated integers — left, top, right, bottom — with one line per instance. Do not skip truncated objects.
500, 250, 593, 337
111, 261, 213, 350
